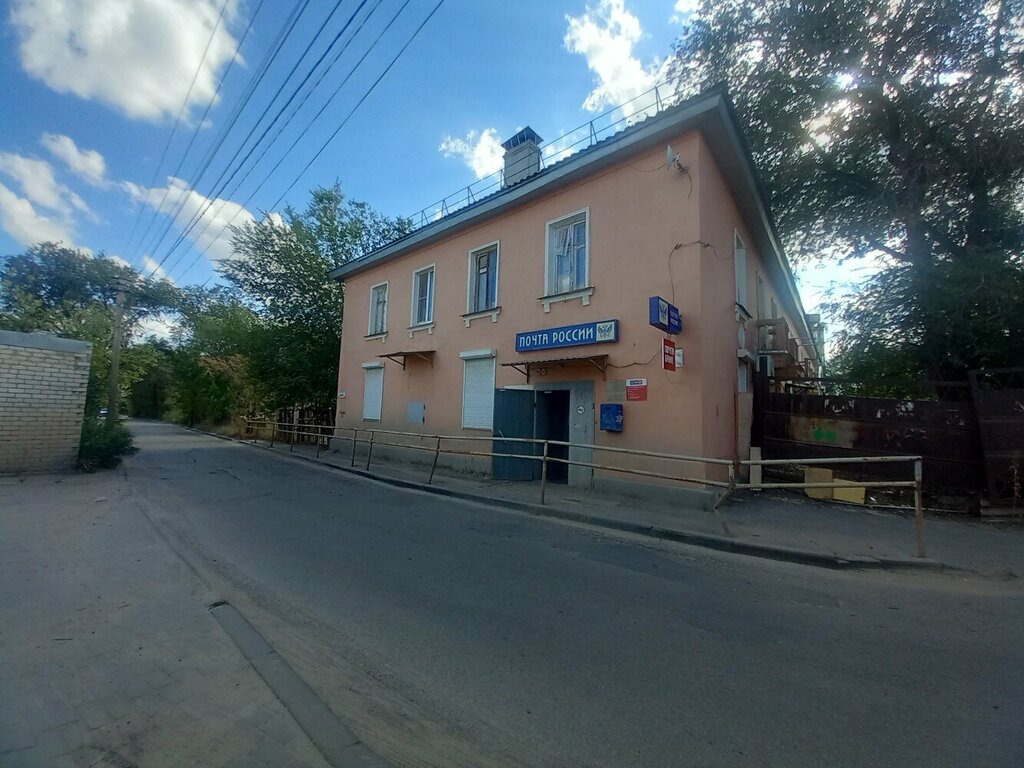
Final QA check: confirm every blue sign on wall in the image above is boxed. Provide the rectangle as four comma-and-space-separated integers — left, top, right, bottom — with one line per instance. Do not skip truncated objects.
515, 319, 619, 353
649, 296, 682, 334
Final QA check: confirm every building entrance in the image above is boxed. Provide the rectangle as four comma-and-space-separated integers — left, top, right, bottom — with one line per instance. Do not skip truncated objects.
537, 389, 571, 483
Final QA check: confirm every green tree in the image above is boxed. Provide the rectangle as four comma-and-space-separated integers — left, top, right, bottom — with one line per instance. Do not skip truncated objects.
0, 243, 180, 411
223, 183, 409, 409
670, 0, 1024, 382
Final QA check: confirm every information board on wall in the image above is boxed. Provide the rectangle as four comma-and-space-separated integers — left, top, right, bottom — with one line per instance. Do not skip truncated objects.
625, 378, 648, 401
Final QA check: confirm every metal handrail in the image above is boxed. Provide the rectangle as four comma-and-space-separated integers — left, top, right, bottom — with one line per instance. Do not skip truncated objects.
242, 419, 732, 502
241, 420, 928, 559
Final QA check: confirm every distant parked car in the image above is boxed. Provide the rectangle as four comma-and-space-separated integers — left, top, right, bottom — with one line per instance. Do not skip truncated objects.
99, 408, 108, 417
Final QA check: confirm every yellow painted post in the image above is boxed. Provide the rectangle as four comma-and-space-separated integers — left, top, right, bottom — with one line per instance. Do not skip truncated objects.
540, 441, 550, 505
914, 458, 927, 558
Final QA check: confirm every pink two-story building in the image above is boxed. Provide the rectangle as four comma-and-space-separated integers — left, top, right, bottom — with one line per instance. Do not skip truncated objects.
330, 88, 821, 499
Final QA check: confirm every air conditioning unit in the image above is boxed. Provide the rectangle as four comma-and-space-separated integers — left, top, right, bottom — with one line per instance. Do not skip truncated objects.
757, 354, 775, 376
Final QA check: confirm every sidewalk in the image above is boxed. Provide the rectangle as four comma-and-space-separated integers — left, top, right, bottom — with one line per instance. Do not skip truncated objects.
235, 432, 1024, 576
0, 471, 330, 768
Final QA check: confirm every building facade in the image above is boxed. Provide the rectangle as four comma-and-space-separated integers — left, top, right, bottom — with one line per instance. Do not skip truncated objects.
331, 90, 820, 491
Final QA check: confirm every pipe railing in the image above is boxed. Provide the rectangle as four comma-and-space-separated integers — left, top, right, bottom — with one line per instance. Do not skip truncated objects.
737, 455, 927, 558
242, 420, 928, 558
243, 420, 731, 505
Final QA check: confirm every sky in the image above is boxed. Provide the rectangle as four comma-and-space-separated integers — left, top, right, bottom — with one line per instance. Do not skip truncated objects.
0, 0, 838, 311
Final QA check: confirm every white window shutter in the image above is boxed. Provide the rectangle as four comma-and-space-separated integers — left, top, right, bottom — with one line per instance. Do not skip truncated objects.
462, 356, 495, 429
363, 366, 384, 420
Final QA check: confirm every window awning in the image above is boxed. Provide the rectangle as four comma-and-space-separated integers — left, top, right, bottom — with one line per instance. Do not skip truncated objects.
379, 350, 435, 370
501, 354, 608, 382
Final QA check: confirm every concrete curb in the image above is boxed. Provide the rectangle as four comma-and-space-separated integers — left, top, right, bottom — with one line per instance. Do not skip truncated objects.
185, 427, 948, 573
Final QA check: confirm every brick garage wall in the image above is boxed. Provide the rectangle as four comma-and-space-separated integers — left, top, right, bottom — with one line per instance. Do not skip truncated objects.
0, 331, 92, 473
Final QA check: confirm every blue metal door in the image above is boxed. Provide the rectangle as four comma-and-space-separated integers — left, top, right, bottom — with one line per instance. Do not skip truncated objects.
492, 389, 536, 480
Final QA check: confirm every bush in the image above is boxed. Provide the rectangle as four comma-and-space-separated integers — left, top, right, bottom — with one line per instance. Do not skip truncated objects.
78, 417, 138, 472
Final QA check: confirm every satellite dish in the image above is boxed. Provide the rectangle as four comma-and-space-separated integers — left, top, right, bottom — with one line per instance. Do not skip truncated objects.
667, 145, 678, 167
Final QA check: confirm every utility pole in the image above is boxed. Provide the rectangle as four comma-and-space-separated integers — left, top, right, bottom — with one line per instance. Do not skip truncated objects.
107, 278, 129, 423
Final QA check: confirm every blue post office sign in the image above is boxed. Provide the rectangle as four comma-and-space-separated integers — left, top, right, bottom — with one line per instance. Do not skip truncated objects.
515, 319, 619, 353
648, 296, 682, 334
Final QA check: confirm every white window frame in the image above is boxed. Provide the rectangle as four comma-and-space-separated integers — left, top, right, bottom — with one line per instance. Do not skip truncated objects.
466, 241, 500, 315
367, 281, 388, 337
544, 208, 590, 298
460, 349, 496, 430
734, 231, 748, 310
361, 361, 384, 421
410, 264, 436, 327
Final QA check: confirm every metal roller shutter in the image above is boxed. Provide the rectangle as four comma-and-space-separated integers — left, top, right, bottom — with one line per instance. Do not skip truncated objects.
462, 355, 495, 429
363, 366, 383, 420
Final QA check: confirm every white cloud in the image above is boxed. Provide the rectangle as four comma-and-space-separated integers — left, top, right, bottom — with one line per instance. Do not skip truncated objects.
0, 182, 78, 247
124, 176, 254, 267
0, 152, 92, 218
136, 312, 176, 341
439, 129, 504, 179
10, 0, 242, 121
142, 255, 175, 284
40, 133, 107, 186
564, 0, 668, 120
671, 0, 699, 24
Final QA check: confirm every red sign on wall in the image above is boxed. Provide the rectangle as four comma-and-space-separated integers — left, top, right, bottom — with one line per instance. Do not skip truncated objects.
662, 338, 676, 371
625, 378, 648, 401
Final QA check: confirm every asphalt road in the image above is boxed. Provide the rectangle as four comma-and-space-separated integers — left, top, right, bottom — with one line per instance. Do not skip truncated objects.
126, 421, 1024, 768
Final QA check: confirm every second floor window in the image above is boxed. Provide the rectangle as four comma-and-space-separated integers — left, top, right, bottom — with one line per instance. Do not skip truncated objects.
470, 246, 498, 313
412, 265, 435, 325
369, 282, 388, 335
547, 210, 588, 295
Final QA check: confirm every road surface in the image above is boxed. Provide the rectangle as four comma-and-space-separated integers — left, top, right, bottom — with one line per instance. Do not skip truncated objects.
125, 421, 1024, 767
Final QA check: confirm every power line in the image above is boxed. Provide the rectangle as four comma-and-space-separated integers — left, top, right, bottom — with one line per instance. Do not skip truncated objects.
119, 0, 233, 265
145, 0, 358, 279
173, 0, 443, 286
167, 0, 412, 283
136, 0, 313, 272
127, 0, 268, 269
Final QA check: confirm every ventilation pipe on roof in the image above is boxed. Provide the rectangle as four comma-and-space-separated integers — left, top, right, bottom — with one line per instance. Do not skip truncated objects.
501, 127, 543, 187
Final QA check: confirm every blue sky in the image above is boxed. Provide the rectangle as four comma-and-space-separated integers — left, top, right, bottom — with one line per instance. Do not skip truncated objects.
0, 0, 836, 308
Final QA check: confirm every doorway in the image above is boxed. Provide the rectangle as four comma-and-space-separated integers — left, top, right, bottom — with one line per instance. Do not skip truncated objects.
537, 389, 571, 483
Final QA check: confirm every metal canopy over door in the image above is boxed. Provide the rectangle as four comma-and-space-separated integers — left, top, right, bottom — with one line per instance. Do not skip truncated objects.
492, 389, 536, 480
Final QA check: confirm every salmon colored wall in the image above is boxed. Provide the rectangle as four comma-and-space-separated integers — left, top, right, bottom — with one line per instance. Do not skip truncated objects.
336, 132, 712, 471
335, 127, 809, 482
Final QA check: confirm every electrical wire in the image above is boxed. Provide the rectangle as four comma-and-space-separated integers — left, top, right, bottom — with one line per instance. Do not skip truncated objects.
145, 0, 352, 278
172, 0, 445, 285
134, 0, 312, 270
127, 0, 268, 268
120, 0, 233, 264
162, 0, 399, 283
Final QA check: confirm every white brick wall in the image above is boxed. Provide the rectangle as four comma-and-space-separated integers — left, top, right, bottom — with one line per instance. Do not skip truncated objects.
0, 332, 92, 473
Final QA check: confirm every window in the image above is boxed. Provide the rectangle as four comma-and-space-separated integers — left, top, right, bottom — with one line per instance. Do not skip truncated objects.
469, 245, 498, 313
412, 265, 435, 325
734, 232, 748, 309
460, 350, 495, 429
362, 363, 384, 420
546, 210, 588, 295
368, 282, 388, 335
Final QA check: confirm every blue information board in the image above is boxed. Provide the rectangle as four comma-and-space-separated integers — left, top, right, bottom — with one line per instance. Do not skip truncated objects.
515, 319, 619, 353
648, 296, 682, 334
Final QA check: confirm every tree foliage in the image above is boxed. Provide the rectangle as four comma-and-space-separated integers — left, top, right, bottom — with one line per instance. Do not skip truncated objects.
0, 243, 180, 411
670, 0, 1024, 381
221, 183, 409, 408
